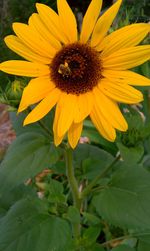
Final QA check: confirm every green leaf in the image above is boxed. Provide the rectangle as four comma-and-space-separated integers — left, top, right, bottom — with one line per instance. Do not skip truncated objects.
66, 206, 80, 225
82, 212, 100, 226
112, 245, 136, 251
82, 158, 108, 180
141, 61, 150, 78
0, 198, 72, 251
46, 179, 66, 203
138, 236, 150, 251
89, 243, 105, 251
0, 183, 36, 219
0, 132, 60, 195
83, 226, 101, 245
10, 112, 46, 136
10, 110, 54, 137
0, 207, 6, 219
117, 142, 144, 164
93, 165, 150, 229
53, 160, 66, 175
122, 238, 137, 248
74, 144, 114, 180
143, 154, 150, 169
120, 110, 145, 147
0, 184, 36, 211
144, 136, 150, 155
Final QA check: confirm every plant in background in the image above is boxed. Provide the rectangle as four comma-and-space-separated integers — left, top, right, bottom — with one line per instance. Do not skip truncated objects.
0, 0, 150, 250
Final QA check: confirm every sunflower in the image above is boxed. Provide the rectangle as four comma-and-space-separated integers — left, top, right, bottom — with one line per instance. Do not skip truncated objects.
0, 0, 150, 148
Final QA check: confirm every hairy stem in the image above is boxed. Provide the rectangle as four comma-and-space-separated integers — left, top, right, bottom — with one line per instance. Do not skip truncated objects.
65, 145, 81, 238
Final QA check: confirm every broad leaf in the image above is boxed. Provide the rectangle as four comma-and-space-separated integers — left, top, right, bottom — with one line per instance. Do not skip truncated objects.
82, 212, 100, 226
0, 198, 72, 251
74, 144, 114, 180
138, 236, 150, 251
66, 206, 80, 225
0, 132, 60, 195
112, 245, 136, 251
10, 110, 54, 137
10, 112, 42, 135
93, 165, 150, 229
0, 184, 36, 211
89, 243, 104, 251
46, 179, 66, 203
83, 226, 101, 246
117, 142, 144, 164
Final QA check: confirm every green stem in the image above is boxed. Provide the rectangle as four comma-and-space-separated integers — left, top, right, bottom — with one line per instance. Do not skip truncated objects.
65, 145, 81, 238
81, 155, 120, 199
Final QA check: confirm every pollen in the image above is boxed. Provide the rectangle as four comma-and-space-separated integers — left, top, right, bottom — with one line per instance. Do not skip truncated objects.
50, 43, 102, 95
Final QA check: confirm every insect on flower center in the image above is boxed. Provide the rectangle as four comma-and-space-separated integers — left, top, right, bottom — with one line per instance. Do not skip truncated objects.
58, 61, 72, 77
50, 43, 102, 95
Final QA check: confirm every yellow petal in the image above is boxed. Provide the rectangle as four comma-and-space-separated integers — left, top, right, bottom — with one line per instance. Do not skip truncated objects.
23, 88, 60, 125
4, 35, 51, 65
99, 79, 143, 104
54, 133, 64, 147
90, 105, 116, 141
53, 103, 65, 146
53, 102, 60, 136
102, 45, 150, 70
57, 93, 77, 137
68, 122, 83, 149
97, 23, 150, 56
0, 60, 50, 77
91, 0, 122, 47
80, 0, 102, 43
74, 92, 93, 123
57, 0, 77, 43
28, 13, 61, 50
36, 3, 68, 44
102, 69, 150, 86
13, 22, 56, 58
93, 87, 128, 131
18, 77, 55, 112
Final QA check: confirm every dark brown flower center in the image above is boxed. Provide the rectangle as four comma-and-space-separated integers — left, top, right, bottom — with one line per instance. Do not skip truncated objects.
50, 43, 102, 95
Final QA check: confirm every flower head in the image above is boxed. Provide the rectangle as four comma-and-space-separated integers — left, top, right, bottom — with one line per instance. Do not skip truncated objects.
0, 0, 150, 148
